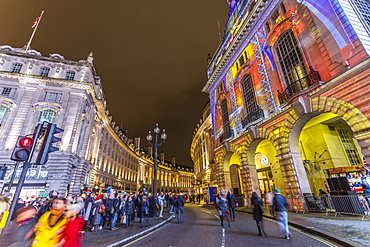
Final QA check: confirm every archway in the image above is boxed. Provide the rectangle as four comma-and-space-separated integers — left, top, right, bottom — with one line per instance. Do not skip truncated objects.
223, 152, 244, 195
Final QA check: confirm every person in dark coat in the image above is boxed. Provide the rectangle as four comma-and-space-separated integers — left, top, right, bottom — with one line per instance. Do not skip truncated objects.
272, 188, 291, 239
174, 193, 186, 224
0, 204, 38, 247
91, 195, 103, 232
251, 192, 266, 236
227, 190, 238, 221
139, 195, 150, 227
124, 195, 136, 228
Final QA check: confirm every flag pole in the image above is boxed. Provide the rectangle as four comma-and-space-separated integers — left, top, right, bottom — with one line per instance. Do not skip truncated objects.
25, 10, 44, 52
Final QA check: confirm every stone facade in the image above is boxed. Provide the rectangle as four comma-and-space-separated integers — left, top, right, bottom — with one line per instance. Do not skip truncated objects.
202, 0, 370, 210
0, 45, 194, 197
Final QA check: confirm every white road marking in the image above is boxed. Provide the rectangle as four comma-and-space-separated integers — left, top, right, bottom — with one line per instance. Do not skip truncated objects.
221, 228, 225, 247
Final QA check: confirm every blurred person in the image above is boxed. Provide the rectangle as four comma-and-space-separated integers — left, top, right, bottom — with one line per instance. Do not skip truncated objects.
108, 193, 119, 230
168, 193, 175, 213
174, 193, 185, 224
91, 195, 103, 232
123, 195, 135, 228
37, 190, 59, 218
272, 188, 291, 240
32, 197, 68, 246
58, 204, 85, 247
0, 204, 38, 247
139, 195, 150, 228
227, 190, 238, 221
251, 192, 266, 236
0, 194, 10, 222
215, 192, 230, 227
157, 192, 165, 217
10, 197, 26, 221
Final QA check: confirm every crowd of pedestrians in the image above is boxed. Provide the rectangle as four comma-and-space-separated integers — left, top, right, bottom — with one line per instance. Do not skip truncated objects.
0, 188, 187, 247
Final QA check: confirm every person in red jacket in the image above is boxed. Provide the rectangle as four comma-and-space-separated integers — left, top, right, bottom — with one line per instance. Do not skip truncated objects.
59, 203, 85, 247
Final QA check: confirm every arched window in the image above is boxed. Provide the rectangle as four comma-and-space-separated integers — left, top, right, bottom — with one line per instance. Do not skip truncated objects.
240, 74, 262, 126
0, 105, 8, 126
276, 30, 307, 85
38, 109, 56, 123
10, 63, 22, 73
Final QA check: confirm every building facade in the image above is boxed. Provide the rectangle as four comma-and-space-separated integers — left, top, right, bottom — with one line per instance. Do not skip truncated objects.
0, 45, 193, 197
203, 0, 370, 209
190, 103, 217, 196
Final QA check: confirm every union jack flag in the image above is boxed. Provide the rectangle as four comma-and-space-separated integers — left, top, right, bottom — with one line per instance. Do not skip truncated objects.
31, 15, 41, 28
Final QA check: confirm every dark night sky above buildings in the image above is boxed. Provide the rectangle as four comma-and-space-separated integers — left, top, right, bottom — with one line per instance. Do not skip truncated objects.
0, 1, 229, 167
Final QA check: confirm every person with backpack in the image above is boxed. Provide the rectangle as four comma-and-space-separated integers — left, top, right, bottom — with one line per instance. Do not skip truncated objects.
251, 192, 266, 236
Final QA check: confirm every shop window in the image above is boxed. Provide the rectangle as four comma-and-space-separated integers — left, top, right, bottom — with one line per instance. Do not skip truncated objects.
65, 70, 75, 80
275, 29, 307, 86
39, 67, 50, 77
10, 62, 22, 73
38, 109, 56, 123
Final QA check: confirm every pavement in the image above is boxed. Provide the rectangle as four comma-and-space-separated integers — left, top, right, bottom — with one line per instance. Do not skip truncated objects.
82, 203, 370, 247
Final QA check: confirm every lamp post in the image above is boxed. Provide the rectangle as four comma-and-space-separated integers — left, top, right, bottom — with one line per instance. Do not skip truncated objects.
147, 123, 167, 217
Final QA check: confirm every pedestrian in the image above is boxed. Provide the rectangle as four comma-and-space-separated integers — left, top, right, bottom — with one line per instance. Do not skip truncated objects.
108, 193, 119, 230
0, 194, 10, 223
91, 195, 103, 232
123, 195, 136, 228
32, 197, 68, 247
168, 193, 175, 213
227, 190, 238, 221
174, 193, 185, 224
215, 192, 230, 227
0, 204, 38, 247
251, 192, 266, 236
157, 192, 165, 217
139, 195, 150, 227
272, 188, 291, 240
58, 203, 85, 247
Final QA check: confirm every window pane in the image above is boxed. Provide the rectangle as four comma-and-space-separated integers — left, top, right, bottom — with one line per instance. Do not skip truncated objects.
39, 67, 50, 77
10, 63, 22, 73
0, 105, 8, 125
65, 71, 75, 80
38, 109, 56, 123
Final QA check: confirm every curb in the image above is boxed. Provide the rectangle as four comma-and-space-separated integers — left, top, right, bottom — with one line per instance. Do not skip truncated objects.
235, 208, 360, 247
106, 213, 176, 247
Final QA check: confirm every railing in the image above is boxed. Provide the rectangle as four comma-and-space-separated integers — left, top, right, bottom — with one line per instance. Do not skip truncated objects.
303, 194, 370, 220
278, 69, 321, 104
241, 108, 264, 128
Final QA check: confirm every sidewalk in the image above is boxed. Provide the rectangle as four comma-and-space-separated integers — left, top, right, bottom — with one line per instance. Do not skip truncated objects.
235, 206, 369, 247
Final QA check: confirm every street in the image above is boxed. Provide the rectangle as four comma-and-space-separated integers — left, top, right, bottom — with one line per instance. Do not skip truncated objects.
118, 204, 340, 247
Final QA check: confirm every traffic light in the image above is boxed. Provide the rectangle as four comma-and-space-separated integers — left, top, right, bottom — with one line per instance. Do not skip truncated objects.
36, 123, 64, 165
10, 136, 34, 161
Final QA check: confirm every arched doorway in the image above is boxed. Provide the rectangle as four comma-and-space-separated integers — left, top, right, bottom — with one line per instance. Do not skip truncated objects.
223, 152, 244, 196
292, 112, 365, 195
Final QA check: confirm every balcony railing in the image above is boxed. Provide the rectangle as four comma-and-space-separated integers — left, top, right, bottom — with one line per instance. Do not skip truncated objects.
242, 108, 265, 128
278, 69, 321, 104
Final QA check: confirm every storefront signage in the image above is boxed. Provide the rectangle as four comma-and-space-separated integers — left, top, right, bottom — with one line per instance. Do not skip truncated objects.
327, 165, 364, 174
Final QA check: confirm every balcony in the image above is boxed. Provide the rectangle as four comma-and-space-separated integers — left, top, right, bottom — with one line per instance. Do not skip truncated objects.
278, 69, 321, 104
241, 108, 265, 128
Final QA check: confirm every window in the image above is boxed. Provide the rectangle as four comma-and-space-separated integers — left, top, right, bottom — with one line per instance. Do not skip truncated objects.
281, 2, 287, 15
238, 55, 245, 66
39, 67, 50, 77
43, 92, 62, 102
0, 87, 16, 97
265, 22, 271, 33
338, 129, 362, 165
38, 109, 56, 123
0, 105, 8, 126
65, 70, 75, 80
275, 29, 307, 85
271, 10, 280, 25
10, 63, 22, 73
351, 0, 370, 34
220, 99, 232, 139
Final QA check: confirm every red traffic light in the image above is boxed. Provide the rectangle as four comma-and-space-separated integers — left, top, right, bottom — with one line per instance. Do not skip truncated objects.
19, 137, 34, 147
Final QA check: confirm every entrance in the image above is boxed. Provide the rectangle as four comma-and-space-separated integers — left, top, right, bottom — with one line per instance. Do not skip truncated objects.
257, 167, 275, 195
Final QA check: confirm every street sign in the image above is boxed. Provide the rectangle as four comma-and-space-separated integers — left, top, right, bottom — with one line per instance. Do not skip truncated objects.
38, 191, 50, 198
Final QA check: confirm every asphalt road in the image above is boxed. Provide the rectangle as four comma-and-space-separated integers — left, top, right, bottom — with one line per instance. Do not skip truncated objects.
121, 204, 342, 247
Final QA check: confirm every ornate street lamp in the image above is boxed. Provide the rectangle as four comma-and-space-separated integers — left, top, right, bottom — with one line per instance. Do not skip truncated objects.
146, 123, 167, 217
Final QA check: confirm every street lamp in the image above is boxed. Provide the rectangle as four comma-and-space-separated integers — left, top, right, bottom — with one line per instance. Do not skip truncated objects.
147, 123, 167, 217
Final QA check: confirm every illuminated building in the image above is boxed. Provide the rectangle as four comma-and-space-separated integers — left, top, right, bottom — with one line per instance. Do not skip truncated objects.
190, 103, 217, 195
0, 45, 193, 197
203, 0, 370, 210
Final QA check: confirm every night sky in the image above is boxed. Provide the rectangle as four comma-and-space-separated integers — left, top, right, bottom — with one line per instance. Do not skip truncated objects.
0, 1, 229, 167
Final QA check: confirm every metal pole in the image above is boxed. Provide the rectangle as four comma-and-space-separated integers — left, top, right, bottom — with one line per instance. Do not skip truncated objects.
6, 162, 20, 192
152, 132, 158, 218
5, 162, 30, 225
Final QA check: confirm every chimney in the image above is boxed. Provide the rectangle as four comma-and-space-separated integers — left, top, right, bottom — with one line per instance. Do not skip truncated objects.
134, 137, 140, 150
172, 156, 176, 166
160, 151, 165, 164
